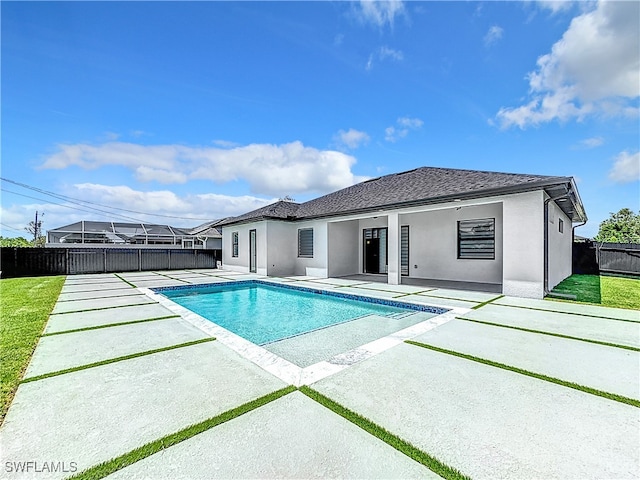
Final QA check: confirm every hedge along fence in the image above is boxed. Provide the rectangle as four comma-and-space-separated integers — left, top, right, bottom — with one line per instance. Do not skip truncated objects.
573, 241, 640, 277
0, 247, 222, 278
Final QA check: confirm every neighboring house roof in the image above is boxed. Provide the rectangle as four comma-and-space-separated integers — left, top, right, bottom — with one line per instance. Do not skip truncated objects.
220, 166, 587, 227
48, 220, 223, 238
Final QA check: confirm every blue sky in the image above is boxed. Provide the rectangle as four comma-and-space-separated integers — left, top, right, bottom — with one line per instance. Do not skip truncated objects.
1, 0, 638, 239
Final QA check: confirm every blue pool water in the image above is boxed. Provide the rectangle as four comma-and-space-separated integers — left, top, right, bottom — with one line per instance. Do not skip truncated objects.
158, 281, 428, 345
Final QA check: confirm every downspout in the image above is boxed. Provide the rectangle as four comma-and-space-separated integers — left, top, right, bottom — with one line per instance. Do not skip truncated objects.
544, 192, 571, 296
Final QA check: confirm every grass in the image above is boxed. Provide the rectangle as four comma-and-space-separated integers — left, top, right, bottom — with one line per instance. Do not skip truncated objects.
550, 274, 640, 310
0, 275, 65, 424
406, 340, 639, 408
70, 385, 297, 480
299, 386, 471, 480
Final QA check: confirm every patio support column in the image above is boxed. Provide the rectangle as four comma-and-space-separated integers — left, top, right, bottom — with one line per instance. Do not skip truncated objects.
387, 212, 401, 285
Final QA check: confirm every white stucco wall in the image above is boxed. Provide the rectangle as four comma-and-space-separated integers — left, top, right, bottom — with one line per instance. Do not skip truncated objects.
290, 220, 328, 277
399, 203, 503, 285
502, 190, 545, 298
221, 221, 267, 275
264, 221, 296, 276
327, 220, 360, 277
547, 199, 573, 290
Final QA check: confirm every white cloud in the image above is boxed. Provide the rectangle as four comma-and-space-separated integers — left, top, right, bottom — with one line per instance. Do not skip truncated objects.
575, 136, 605, 149
0, 184, 276, 237
496, 1, 639, 129
533, 1, 576, 15
366, 46, 404, 71
397, 116, 424, 129
333, 128, 370, 150
334, 33, 344, 47
353, 0, 406, 29
484, 25, 504, 47
608, 151, 640, 184
385, 116, 423, 142
39, 141, 366, 197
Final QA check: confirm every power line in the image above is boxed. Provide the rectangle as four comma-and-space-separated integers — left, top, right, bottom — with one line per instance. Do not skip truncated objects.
0, 177, 211, 221
0, 222, 25, 233
1, 188, 148, 223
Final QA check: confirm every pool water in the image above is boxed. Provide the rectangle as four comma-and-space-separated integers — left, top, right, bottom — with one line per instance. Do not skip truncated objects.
159, 281, 419, 345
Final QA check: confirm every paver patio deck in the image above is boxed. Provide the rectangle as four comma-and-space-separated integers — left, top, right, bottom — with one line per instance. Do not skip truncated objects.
25, 318, 210, 378
0, 342, 286, 479
51, 294, 155, 314
495, 295, 640, 321
44, 303, 177, 333
313, 343, 640, 479
459, 304, 640, 348
2, 270, 639, 480
413, 318, 640, 400
108, 391, 438, 479
57, 288, 140, 302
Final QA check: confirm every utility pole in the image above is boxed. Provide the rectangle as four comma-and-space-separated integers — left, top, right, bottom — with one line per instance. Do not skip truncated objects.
26, 211, 44, 245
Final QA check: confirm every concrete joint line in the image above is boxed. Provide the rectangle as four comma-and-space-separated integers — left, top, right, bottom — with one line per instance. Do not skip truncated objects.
21, 338, 216, 384
405, 340, 640, 408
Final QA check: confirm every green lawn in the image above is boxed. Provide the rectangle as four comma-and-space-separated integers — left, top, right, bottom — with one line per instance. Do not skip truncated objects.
550, 274, 640, 310
0, 275, 65, 424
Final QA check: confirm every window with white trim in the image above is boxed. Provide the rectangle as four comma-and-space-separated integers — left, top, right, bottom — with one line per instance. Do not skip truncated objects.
232, 232, 239, 257
458, 218, 495, 260
298, 228, 313, 258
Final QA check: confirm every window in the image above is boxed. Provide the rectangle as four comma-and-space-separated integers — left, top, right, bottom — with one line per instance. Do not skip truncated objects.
458, 218, 495, 260
298, 228, 313, 257
400, 225, 409, 276
232, 232, 239, 257
558, 218, 564, 233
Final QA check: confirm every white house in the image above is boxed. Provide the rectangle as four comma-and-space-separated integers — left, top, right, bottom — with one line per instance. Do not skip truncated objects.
220, 167, 587, 299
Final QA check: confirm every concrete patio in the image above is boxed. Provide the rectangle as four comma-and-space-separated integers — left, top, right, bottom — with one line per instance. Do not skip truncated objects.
1, 269, 638, 479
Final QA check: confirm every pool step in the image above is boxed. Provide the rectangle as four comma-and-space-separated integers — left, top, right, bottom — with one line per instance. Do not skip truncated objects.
386, 311, 417, 320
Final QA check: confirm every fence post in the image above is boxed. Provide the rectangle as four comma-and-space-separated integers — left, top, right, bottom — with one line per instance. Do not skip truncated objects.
103, 249, 107, 273
138, 249, 142, 271
66, 248, 70, 275
168, 249, 171, 270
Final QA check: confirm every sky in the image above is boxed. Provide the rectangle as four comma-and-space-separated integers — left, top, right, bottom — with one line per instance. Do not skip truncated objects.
1, 0, 638, 239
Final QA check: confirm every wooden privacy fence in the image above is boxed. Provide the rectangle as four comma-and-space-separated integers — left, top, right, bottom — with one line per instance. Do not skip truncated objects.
0, 247, 222, 278
573, 241, 640, 277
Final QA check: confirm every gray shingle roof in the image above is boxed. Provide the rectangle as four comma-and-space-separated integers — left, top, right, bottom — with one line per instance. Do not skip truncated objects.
220, 166, 580, 226
221, 200, 300, 225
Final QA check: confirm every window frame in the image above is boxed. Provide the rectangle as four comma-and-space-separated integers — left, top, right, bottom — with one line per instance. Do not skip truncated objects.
231, 231, 239, 257
297, 228, 314, 258
457, 218, 496, 260
558, 218, 564, 233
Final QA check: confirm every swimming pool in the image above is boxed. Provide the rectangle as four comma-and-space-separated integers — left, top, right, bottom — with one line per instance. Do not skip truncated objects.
156, 280, 446, 345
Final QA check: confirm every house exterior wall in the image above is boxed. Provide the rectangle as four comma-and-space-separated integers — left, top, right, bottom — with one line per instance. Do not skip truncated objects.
399, 203, 503, 285
222, 221, 267, 274
327, 220, 360, 277
502, 190, 545, 298
289, 220, 328, 277
264, 221, 296, 276
547, 199, 573, 290
222, 188, 575, 299
205, 238, 222, 250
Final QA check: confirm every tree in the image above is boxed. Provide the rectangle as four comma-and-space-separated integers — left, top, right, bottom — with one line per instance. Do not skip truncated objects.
0, 236, 32, 247
594, 208, 640, 243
